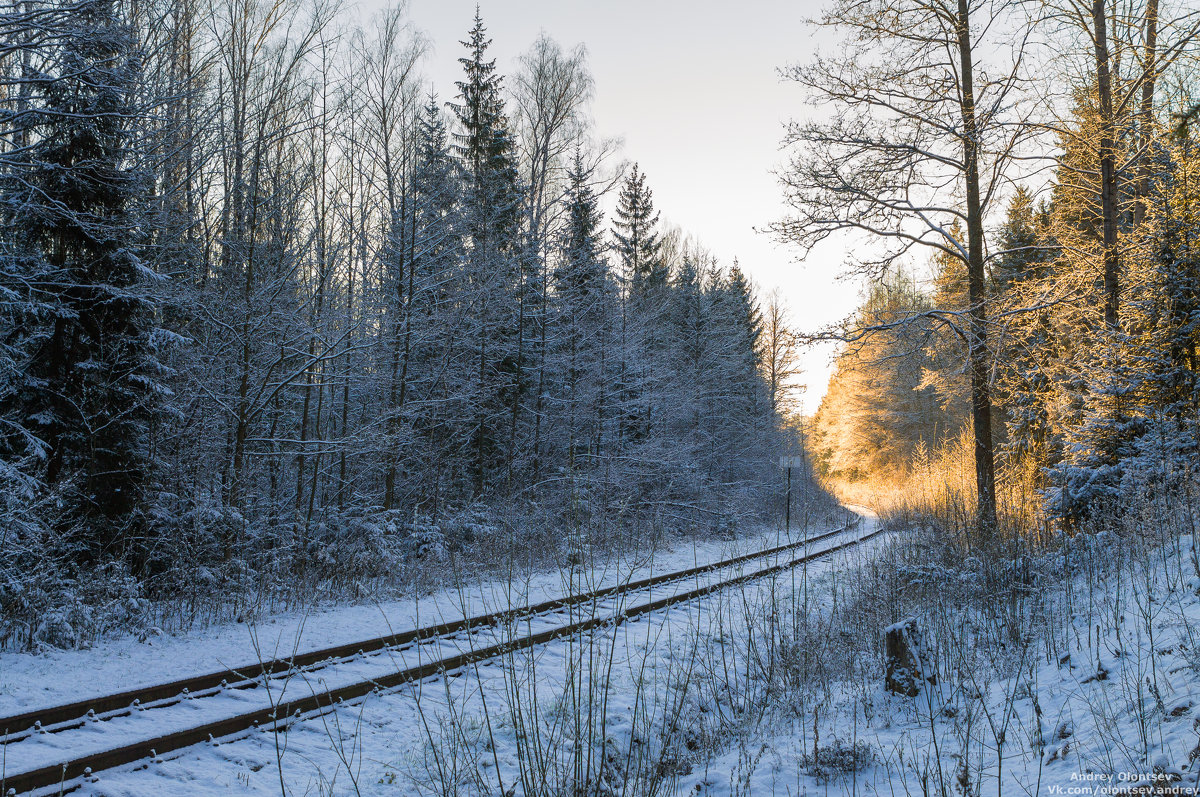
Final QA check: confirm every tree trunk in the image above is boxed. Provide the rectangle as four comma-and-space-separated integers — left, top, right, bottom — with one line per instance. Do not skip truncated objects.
957, 0, 999, 534
382, 122, 405, 510
1093, 0, 1121, 330
1135, 0, 1159, 227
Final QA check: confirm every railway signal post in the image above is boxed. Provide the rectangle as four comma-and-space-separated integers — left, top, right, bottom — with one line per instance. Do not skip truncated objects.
780, 455, 804, 535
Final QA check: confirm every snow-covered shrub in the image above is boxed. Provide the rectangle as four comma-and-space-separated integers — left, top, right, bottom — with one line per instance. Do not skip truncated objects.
403, 517, 448, 562
139, 494, 261, 629
2, 551, 150, 651
144, 495, 246, 589
0, 560, 56, 651
800, 738, 874, 780
1046, 412, 1200, 525
0, 471, 148, 650
307, 510, 404, 587
0, 459, 57, 650
68, 562, 151, 645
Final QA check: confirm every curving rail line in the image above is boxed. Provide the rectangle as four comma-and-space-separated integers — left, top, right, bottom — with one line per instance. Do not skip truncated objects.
1, 516, 881, 796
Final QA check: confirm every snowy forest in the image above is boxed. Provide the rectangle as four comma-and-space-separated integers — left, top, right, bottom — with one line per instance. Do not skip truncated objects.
7, 0, 1200, 793
797, 0, 1200, 539
0, 1, 803, 650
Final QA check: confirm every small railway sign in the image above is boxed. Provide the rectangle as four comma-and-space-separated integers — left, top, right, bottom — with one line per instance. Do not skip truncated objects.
779, 455, 804, 533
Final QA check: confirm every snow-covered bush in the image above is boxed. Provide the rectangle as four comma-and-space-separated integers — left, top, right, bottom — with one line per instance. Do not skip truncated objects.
402, 517, 448, 562
307, 511, 403, 586
0, 469, 147, 650
0, 459, 55, 650
25, 565, 148, 650
1, 547, 151, 652
800, 738, 874, 780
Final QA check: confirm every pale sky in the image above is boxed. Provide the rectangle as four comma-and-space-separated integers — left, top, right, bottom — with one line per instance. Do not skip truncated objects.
397, 0, 858, 409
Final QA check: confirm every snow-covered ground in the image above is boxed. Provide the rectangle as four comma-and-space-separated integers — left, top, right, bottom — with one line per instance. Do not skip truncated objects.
688, 528, 1200, 797
0, 514, 850, 719
1, 510, 864, 794
17, 508, 1194, 797
15, 515, 883, 797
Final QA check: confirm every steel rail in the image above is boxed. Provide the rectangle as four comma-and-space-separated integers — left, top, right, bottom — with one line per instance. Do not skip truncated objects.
0, 519, 856, 742
3, 519, 880, 796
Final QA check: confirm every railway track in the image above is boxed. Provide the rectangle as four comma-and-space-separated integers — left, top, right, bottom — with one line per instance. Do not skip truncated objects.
1, 517, 882, 795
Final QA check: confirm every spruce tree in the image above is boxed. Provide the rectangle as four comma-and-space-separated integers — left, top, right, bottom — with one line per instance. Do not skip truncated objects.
612, 163, 665, 301
449, 9, 524, 494
452, 10, 522, 248
710, 263, 768, 480
992, 191, 1058, 466
412, 96, 464, 314
556, 154, 607, 316
723, 263, 764, 404
553, 153, 613, 465
666, 250, 708, 415
1136, 142, 1200, 422
923, 228, 972, 415
1050, 139, 1200, 520
382, 97, 462, 509
412, 96, 467, 506
0, 0, 160, 564
612, 164, 666, 449
991, 186, 1051, 293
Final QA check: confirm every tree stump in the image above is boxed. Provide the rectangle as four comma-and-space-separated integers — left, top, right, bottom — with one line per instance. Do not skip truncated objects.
885, 618, 932, 697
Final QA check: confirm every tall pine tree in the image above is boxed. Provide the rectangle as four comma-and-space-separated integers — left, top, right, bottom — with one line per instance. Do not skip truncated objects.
612, 163, 665, 301
0, 0, 160, 565
450, 9, 524, 495
553, 152, 614, 467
